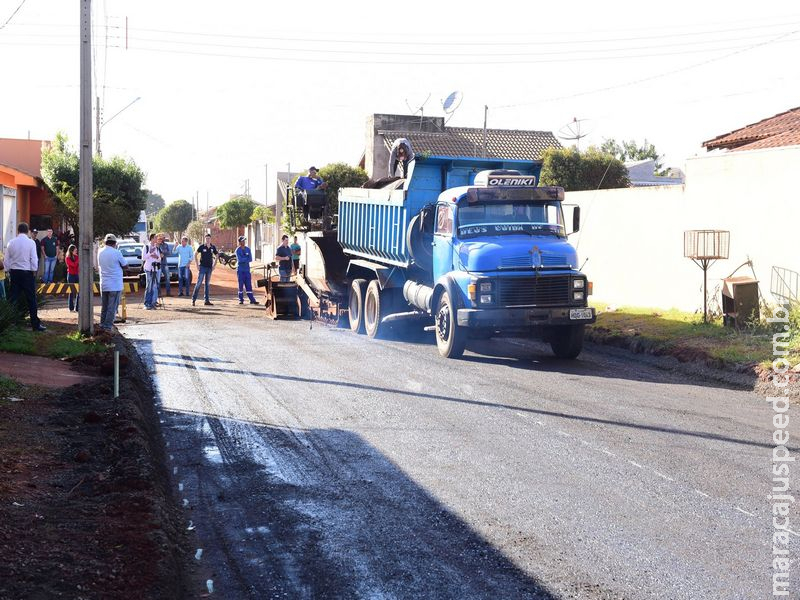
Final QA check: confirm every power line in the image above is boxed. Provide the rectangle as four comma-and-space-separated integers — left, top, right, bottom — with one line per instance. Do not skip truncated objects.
494, 28, 800, 109
0, 0, 27, 31
121, 28, 799, 58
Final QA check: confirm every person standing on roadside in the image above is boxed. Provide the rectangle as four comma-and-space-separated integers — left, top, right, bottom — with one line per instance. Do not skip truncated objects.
290, 235, 301, 275
5, 222, 45, 331
274, 234, 293, 283
142, 233, 161, 310
30, 229, 42, 282
192, 233, 218, 306
157, 234, 174, 296
234, 235, 258, 305
97, 234, 127, 331
41, 228, 58, 283
65, 244, 80, 312
176, 236, 194, 297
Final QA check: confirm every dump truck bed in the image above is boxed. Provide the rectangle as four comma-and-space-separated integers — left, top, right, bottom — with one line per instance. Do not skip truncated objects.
337, 155, 540, 268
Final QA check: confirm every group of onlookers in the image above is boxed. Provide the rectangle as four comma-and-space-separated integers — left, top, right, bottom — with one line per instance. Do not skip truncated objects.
2, 222, 300, 332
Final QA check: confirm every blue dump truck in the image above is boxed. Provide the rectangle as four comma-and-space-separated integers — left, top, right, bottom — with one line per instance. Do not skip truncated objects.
291, 154, 595, 359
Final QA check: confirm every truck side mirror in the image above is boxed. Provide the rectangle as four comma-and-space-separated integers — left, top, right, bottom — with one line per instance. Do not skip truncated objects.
572, 206, 580, 234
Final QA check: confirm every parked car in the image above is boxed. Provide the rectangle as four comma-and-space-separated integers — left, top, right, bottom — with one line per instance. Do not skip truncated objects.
117, 241, 143, 277
136, 242, 192, 288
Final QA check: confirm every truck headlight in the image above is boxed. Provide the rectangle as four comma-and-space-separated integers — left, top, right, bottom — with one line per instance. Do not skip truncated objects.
573, 279, 585, 289
573, 291, 584, 301
480, 294, 493, 304
480, 282, 493, 293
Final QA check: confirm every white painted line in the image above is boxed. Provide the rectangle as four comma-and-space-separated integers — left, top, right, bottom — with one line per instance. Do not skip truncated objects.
183, 498, 189, 507
534, 421, 544, 426
515, 412, 525, 418
695, 490, 710, 498
187, 520, 195, 531
195, 548, 203, 560
786, 528, 800, 537
601, 449, 616, 457
178, 482, 184, 492
169, 454, 174, 461
173, 466, 178, 475
628, 460, 644, 469
653, 470, 674, 482
735, 507, 755, 517
557, 431, 572, 438
206, 579, 214, 594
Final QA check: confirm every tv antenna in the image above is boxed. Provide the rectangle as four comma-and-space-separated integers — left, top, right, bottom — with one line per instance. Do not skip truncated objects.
441, 90, 464, 124
558, 117, 591, 150
405, 93, 431, 130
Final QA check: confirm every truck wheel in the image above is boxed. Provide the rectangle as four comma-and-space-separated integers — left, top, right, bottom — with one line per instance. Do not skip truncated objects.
364, 280, 385, 338
549, 324, 585, 359
349, 279, 367, 334
435, 291, 466, 359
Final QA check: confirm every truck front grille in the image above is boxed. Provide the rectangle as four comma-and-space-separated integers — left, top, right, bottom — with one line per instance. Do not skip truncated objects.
498, 276, 570, 307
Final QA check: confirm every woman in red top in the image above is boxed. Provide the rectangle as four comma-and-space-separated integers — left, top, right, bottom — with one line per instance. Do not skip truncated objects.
65, 244, 80, 312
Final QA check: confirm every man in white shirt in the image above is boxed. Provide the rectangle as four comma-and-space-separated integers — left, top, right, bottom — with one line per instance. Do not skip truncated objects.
97, 233, 127, 331
5, 222, 45, 332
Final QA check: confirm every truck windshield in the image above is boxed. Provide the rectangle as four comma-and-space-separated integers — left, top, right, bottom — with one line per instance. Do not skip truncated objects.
456, 201, 565, 239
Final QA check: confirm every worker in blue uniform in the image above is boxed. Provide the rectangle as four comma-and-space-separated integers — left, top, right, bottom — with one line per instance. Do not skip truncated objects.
234, 236, 259, 305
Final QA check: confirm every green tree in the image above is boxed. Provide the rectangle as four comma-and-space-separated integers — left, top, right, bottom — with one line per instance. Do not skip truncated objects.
317, 162, 368, 215
185, 220, 206, 245
600, 138, 665, 174
251, 204, 275, 224
144, 189, 165, 214
539, 147, 630, 191
41, 132, 146, 237
155, 199, 194, 236
216, 195, 257, 236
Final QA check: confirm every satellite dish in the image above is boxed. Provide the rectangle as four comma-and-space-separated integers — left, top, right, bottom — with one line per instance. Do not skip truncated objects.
405, 93, 432, 130
443, 91, 463, 114
442, 91, 463, 124
557, 117, 591, 150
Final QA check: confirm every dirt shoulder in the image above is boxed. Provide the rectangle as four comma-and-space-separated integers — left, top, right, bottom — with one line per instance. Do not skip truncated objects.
586, 305, 800, 398
0, 336, 192, 599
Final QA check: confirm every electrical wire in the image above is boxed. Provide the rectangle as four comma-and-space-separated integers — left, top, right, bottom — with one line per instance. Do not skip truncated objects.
0, 0, 26, 31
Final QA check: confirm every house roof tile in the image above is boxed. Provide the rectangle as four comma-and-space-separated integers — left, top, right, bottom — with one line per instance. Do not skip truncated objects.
381, 127, 560, 161
702, 106, 800, 151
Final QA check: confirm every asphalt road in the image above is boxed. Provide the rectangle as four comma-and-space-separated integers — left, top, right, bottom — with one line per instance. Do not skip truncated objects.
124, 312, 799, 599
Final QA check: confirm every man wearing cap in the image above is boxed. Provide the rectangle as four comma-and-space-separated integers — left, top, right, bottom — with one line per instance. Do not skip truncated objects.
6, 222, 45, 331
234, 235, 258, 305
97, 233, 127, 331
294, 166, 328, 192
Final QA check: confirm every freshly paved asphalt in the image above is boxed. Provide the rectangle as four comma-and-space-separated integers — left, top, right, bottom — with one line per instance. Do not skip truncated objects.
124, 313, 798, 599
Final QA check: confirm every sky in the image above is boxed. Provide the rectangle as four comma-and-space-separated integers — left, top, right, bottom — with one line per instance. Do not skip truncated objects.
1, 0, 799, 209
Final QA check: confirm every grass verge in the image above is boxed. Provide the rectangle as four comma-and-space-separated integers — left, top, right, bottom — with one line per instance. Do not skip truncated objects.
0, 324, 108, 360
588, 302, 800, 371
0, 375, 21, 398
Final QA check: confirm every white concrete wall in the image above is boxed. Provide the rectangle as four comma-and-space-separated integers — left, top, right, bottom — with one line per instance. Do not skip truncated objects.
568, 145, 800, 311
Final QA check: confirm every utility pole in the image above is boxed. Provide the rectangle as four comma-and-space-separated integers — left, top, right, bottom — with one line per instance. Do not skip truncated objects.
78, 0, 94, 335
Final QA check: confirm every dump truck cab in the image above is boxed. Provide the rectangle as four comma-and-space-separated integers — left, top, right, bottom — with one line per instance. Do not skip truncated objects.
428, 170, 595, 357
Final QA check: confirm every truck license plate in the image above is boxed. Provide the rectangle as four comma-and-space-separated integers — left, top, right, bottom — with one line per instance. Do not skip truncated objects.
569, 308, 593, 320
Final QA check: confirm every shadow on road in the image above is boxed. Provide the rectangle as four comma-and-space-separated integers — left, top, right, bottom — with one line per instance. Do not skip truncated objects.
152, 358, 781, 451
163, 409, 558, 599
